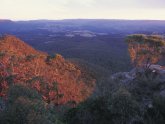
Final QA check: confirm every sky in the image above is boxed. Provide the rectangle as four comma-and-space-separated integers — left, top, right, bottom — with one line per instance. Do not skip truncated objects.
0, 0, 165, 20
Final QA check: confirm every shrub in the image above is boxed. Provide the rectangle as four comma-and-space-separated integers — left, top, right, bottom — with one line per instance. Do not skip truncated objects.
8, 84, 42, 104
66, 88, 141, 124
0, 84, 64, 124
66, 97, 111, 124
107, 88, 140, 124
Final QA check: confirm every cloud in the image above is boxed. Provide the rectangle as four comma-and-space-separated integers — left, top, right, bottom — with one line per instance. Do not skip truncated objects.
0, 0, 165, 20
134, 0, 165, 8
90, 0, 165, 9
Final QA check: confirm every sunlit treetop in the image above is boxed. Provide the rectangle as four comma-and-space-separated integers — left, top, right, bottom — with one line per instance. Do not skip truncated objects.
126, 34, 165, 68
126, 34, 165, 47
0, 35, 95, 104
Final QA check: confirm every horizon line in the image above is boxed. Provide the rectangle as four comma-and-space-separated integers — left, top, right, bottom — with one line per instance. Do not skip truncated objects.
1, 18, 165, 21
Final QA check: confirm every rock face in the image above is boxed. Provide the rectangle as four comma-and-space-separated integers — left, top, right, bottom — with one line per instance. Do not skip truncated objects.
111, 72, 135, 84
111, 65, 165, 83
160, 90, 165, 98
149, 64, 165, 73
0, 35, 95, 105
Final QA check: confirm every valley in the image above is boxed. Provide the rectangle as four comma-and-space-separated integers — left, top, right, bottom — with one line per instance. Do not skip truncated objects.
1, 19, 165, 74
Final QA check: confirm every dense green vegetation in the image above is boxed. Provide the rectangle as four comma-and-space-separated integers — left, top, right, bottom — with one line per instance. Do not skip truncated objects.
0, 84, 64, 124
65, 71, 165, 124
1, 69, 165, 124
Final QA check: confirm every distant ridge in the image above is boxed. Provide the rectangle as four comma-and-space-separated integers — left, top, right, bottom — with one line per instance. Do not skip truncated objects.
0, 19, 13, 23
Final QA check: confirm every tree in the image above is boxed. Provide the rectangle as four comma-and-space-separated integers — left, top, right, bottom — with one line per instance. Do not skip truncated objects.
126, 34, 165, 68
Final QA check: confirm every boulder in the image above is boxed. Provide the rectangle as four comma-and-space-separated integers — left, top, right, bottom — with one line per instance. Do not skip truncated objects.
160, 90, 165, 98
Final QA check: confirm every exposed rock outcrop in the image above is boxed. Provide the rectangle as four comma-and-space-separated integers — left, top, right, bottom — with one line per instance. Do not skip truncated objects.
111, 65, 165, 83
111, 64, 165, 110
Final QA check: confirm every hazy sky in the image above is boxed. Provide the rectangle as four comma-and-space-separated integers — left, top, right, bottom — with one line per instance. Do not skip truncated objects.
0, 0, 165, 20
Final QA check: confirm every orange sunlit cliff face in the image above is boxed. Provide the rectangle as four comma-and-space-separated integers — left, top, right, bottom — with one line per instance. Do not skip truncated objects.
126, 34, 165, 68
0, 35, 95, 105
